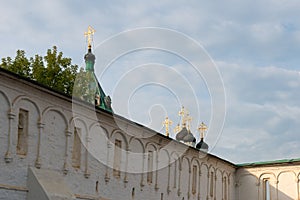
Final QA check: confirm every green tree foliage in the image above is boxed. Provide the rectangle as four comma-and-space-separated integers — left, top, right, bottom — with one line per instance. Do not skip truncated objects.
1, 50, 31, 77
0, 46, 78, 96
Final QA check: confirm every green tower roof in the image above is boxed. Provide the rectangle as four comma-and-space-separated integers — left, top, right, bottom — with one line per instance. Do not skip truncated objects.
83, 46, 112, 113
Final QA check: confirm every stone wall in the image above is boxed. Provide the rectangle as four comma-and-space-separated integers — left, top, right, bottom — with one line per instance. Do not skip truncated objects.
0, 69, 235, 200
236, 163, 300, 200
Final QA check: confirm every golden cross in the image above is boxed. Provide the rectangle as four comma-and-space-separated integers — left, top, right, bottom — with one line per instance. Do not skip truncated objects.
84, 25, 96, 48
186, 114, 192, 131
178, 106, 185, 118
198, 122, 207, 139
179, 106, 188, 127
173, 123, 181, 134
163, 117, 173, 137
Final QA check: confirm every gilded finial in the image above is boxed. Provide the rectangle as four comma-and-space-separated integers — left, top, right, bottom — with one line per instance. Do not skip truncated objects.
84, 25, 96, 49
198, 122, 207, 139
163, 116, 173, 137
186, 114, 192, 131
174, 123, 181, 134
179, 106, 188, 127
178, 106, 185, 118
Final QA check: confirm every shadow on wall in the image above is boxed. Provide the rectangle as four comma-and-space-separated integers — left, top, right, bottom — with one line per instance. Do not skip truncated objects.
236, 170, 299, 200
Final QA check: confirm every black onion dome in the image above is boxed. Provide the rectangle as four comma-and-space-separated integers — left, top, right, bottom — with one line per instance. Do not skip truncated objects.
196, 138, 209, 152
193, 137, 196, 143
176, 127, 188, 141
183, 131, 196, 143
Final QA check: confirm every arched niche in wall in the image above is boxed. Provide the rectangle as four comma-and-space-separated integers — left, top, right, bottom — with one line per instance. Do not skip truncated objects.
128, 137, 145, 176
190, 157, 201, 197
69, 116, 89, 171
215, 169, 223, 200
237, 173, 258, 200
110, 129, 129, 179
88, 122, 109, 171
41, 106, 68, 170
277, 171, 298, 200
12, 95, 41, 160
199, 163, 208, 199
170, 151, 180, 191
157, 148, 170, 192
180, 155, 190, 199
0, 90, 10, 156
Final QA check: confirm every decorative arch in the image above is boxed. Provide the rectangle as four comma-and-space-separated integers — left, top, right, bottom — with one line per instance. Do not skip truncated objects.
157, 148, 171, 192
170, 151, 180, 189
159, 148, 170, 160
68, 116, 88, 171
225, 171, 231, 178
145, 142, 158, 152
127, 136, 145, 176
200, 162, 209, 171
277, 170, 298, 199
10, 94, 41, 163
42, 106, 68, 129
89, 121, 109, 138
190, 157, 201, 196
40, 106, 69, 171
69, 116, 88, 135
207, 165, 217, 199
217, 168, 224, 175
0, 90, 12, 162
237, 173, 258, 185
208, 165, 217, 174
181, 155, 191, 172
129, 136, 145, 153
221, 171, 229, 199
0, 90, 11, 107
277, 170, 297, 181
258, 172, 277, 183
158, 148, 171, 172
111, 129, 129, 149
12, 95, 41, 118
191, 157, 201, 168
180, 155, 192, 198
236, 173, 259, 200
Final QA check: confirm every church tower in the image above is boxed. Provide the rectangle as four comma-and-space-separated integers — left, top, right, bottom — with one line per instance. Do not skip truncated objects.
81, 26, 112, 112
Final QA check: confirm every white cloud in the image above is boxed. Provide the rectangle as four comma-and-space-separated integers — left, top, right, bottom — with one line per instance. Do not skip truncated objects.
1, 0, 300, 163
212, 62, 300, 163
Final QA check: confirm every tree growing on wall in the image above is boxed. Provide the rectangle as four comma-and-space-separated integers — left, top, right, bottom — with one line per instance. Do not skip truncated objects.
0, 46, 79, 96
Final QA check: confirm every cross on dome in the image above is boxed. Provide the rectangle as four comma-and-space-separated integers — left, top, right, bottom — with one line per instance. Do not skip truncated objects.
84, 25, 96, 49
198, 122, 207, 139
163, 117, 173, 137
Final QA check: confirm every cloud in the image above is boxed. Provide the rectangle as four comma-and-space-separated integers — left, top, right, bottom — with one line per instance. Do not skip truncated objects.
212, 62, 300, 163
2, 0, 300, 67
1, 0, 300, 163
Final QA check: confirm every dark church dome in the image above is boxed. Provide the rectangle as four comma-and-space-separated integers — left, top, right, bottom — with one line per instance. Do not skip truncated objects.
176, 127, 189, 141
196, 138, 208, 152
183, 131, 196, 143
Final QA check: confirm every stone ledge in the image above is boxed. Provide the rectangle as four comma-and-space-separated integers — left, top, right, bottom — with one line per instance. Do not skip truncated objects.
0, 183, 28, 192
74, 194, 110, 200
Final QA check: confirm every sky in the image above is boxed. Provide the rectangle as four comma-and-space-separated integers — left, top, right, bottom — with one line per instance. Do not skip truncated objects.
1, 0, 300, 164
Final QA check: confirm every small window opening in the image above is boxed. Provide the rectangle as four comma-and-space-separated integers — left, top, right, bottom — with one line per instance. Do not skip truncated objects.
264, 179, 270, 200
17, 109, 28, 156
72, 127, 81, 168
